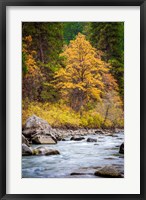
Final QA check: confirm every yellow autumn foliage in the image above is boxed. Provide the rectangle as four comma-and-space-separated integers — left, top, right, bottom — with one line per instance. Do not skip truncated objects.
22, 33, 124, 129
22, 101, 124, 128
22, 36, 42, 78
54, 33, 109, 111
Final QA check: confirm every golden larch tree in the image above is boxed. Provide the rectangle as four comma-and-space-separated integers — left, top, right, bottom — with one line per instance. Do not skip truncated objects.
54, 33, 108, 112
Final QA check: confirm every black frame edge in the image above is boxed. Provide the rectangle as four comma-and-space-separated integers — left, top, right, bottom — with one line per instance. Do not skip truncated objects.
0, 0, 145, 200
0, 0, 6, 200
0, 0, 144, 6
0, 194, 145, 200
140, 1, 145, 200
144, 1, 146, 200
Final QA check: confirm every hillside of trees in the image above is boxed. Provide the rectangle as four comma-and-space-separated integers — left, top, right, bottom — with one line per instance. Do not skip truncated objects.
22, 22, 124, 129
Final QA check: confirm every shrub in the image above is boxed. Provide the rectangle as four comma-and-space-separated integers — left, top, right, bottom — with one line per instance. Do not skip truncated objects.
22, 101, 123, 129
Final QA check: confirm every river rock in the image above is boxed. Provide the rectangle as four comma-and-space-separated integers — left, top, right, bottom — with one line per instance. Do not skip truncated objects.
94, 165, 122, 178
115, 128, 124, 133
95, 129, 105, 134
22, 115, 59, 143
22, 144, 32, 156
32, 134, 57, 144
62, 138, 67, 141
33, 146, 48, 155
22, 129, 36, 138
23, 115, 52, 137
33, 146, 60, 156
105, 133, 114, 136
119, 143, 124, 154
45, 149, 60, 156
87, 137, 97, 142
70, 172, 92, 176
112, 135, 118, 137
22, 134, 30, 146
54, 133, 62, 141
70, 136, 85, 141
33, 130, 57, 141
24, 115, 52, 130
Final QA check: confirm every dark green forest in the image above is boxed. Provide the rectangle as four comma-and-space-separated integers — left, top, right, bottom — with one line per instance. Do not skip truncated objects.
22, 22, 124, 129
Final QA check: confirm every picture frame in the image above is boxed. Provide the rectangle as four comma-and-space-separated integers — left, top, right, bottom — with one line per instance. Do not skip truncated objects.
0, 0, 145, 199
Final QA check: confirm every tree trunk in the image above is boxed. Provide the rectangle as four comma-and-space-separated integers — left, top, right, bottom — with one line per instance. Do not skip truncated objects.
103, 105, 110, 128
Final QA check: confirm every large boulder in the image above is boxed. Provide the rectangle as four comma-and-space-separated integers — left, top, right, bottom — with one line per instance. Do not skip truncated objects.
33, 146, 60, 156
32, 134, 57, 144
94, 165, 122, 178
22, 144, 32, 156
87, 137, 97, 142
24, 115, 52, 130
23, 115, 52, 137
22, 115, 58, 143
119, 143, 124, 154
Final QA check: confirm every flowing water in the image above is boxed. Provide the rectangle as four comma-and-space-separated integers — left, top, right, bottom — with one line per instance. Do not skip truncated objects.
22, 131, 124, 178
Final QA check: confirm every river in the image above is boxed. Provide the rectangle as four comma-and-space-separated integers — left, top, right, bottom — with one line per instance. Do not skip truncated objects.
22, 131, 124, 178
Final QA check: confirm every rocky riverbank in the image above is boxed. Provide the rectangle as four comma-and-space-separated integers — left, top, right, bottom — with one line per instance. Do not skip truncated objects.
22, 115, 124, 156
22, 115, 124, 144
22, 115, 124, 178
